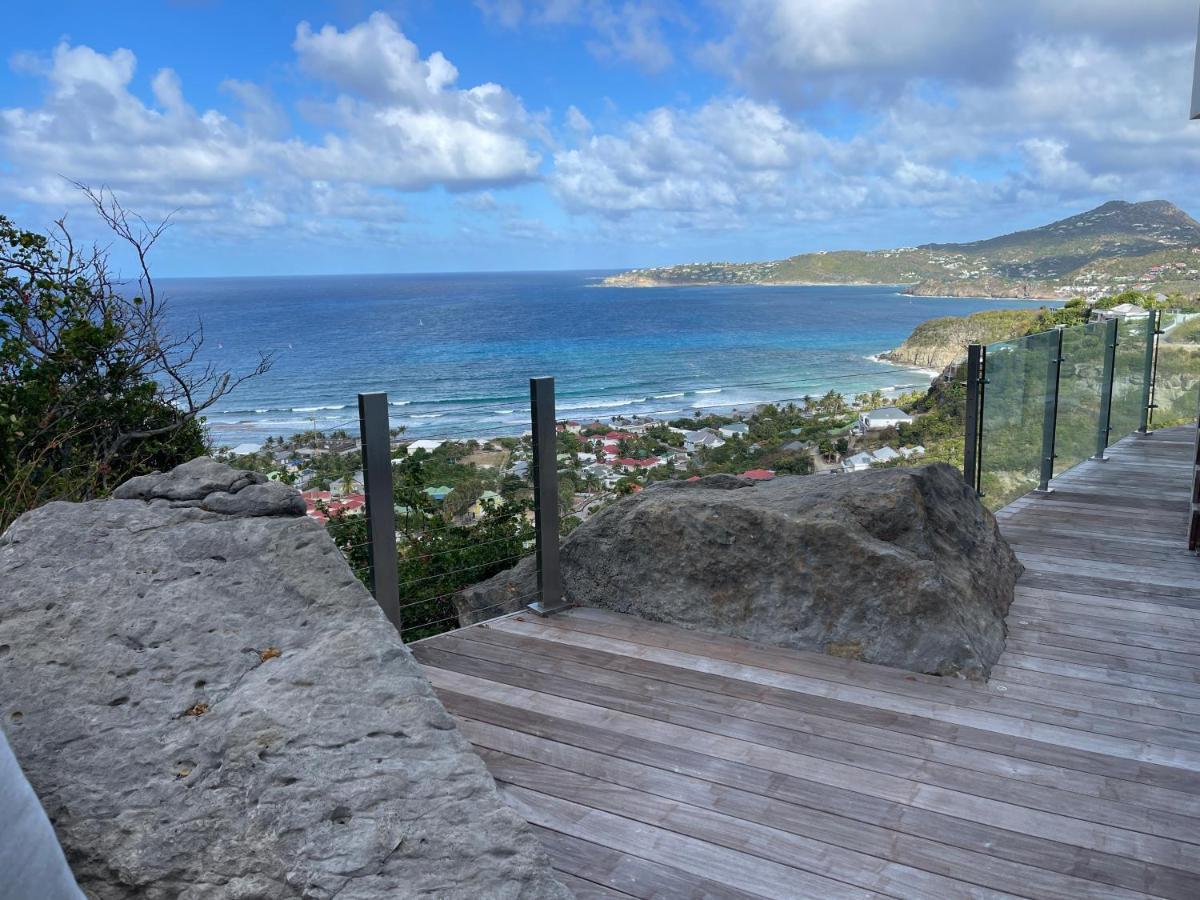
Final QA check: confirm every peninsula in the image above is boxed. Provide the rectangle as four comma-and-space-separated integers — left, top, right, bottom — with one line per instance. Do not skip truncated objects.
604, 200, 1200, 300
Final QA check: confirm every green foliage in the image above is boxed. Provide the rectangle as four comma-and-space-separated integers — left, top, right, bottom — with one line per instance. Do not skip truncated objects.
609, 201, 1200, 300
326, 501, 534, 643
0, 202, 267, 532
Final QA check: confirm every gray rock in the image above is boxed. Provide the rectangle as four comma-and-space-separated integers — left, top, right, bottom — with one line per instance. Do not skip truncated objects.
459, 463, 1021, 679
112, 456, 266, 502
456, 554, 540, 626
0, 462, 568, 899
199, 481, 307, 517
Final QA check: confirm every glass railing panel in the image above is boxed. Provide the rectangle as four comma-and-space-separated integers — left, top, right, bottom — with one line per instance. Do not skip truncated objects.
1152, 310, 1200, 428
1053, 321, 1108, 476
1107, 315, 1151, 443
979, 329, 1058, 508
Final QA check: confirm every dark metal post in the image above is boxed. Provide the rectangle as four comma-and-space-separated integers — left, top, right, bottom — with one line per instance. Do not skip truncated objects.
358, 392, 401, 634
1036, 327, 1065, 493
963, 343, 983, 494
1137, 312, 1156, 434
527, 376, 566, 616
1092, 317, 1119, 460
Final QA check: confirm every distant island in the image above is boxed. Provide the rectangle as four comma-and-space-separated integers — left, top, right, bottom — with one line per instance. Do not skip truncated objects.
603, 200, 1200, 300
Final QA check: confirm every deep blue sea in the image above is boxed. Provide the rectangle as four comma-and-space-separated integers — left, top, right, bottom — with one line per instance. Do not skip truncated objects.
159, 271, 1052, 446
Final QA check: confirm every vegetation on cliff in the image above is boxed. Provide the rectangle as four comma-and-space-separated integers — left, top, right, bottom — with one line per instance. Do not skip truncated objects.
605, 200, 1200, 300
880, 308, 1045, 369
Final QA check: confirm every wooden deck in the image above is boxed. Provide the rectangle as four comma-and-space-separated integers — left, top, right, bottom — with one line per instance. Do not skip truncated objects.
413, 426, 1200, 899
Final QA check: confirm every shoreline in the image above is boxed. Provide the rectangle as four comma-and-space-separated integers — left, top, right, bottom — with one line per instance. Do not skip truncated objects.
209, 355, 940, 451
598, 278, 1062, 302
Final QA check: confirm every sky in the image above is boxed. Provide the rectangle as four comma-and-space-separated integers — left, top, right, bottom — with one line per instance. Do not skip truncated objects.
1, 1, 1198, 276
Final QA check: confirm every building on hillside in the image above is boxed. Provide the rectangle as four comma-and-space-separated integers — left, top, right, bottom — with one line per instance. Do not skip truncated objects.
841, 452, 877, 473
872, 446, 900, 464
1096, 303, 1150, 320
423, 485, 453, 502
404, 439, 445, 454
719, 423, 750, 438
740, 469, 775, 480
302, 490, 365, 524
467, 490, 504, 521
899, 445, 926, 459
858, 406, 914, 430
684, 429, 725, 452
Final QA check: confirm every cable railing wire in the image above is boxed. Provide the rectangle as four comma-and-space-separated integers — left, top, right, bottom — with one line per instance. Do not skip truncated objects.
397, 577, 540, 614
402, 592, 543, 636
395, 550, 535, 591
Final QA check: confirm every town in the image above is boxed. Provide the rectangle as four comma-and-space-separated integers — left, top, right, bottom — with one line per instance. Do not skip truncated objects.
221, 389, 935, 538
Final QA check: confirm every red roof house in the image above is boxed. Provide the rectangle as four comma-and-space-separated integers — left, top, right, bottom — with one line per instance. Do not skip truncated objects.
740, 469, 775, 480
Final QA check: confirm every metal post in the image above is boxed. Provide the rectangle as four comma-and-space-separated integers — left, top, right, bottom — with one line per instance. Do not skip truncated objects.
527, 376, 566, 616
1092, 317, 1119, 460
1036, 327, 1065, 493
1138, 309, 1159, 434
963, 344, 983, 494
357, 392, 401, 634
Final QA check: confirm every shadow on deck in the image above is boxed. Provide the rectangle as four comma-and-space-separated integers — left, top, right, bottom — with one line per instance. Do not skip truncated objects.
413, 426, 1200, 899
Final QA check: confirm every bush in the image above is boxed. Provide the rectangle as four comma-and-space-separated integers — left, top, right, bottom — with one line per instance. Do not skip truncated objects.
0, 191, 269, 532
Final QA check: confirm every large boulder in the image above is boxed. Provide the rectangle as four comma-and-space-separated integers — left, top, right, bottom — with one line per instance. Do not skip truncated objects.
0, 458, 567, 900
458, 464, 1021, 679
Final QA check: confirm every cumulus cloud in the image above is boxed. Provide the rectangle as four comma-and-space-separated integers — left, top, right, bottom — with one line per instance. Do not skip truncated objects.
0, 13, 540, 241
555, 4, 1200, 244
706, 0, 1193, 106
553, 98, 860, 226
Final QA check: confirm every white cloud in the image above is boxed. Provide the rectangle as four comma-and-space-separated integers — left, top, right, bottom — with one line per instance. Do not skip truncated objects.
554, 98, 827, 222
706, 0, 1193, 105
0, 13, 540, 241
554, 5, 1200, 246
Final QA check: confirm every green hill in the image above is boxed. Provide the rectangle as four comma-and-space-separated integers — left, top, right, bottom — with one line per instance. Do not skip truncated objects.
603, 200, 1200, 300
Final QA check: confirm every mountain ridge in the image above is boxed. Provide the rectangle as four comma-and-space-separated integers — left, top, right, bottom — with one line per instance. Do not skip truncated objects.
603, 200, 1200, 299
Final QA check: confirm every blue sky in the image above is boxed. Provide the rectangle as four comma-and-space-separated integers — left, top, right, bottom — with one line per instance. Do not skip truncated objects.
1, 1, 1197, 276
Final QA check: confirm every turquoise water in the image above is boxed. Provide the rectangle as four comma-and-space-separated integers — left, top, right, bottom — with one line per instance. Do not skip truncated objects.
159, 271, 1052, 445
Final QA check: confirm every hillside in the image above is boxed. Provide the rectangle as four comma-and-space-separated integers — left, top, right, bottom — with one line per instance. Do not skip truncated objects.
878, 309, 1046, 367
879, 308, 1045, 369
603, 200, 1200, 300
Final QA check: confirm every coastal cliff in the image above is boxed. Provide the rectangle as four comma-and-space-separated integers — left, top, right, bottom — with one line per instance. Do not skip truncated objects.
879, 307, 1044, 369
907, 277, 1059, 299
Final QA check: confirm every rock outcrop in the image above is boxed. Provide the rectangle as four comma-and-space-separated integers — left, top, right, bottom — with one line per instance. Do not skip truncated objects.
0, 458, 567, 899
879, 307, 1044, 370
458, 464, 1021, 679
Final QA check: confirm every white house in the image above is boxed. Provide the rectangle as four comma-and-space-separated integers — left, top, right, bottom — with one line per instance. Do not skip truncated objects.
229, 442, 262, 457
1097, 303, 1150, 320
404, 439, 444, 454
899, 445, 926, 459
842, 446, 905, 472
841, 452, 877, 473
719, 423, 750, 438
684, 429, 725, 452
858, 406, 914, 430
872, 446, 900, 463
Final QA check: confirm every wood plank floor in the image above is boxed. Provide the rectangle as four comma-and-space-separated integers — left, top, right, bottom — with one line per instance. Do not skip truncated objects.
414, 425, 1200, 899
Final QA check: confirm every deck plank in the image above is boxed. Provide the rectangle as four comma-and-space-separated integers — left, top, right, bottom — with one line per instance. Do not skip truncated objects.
415, 426, 1200, 898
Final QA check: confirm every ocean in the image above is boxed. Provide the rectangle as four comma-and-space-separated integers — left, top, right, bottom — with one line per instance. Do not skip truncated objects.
159, 271, 1050, 447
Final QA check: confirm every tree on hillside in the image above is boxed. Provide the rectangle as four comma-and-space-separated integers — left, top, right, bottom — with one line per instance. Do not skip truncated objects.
0, 188, 270, 531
